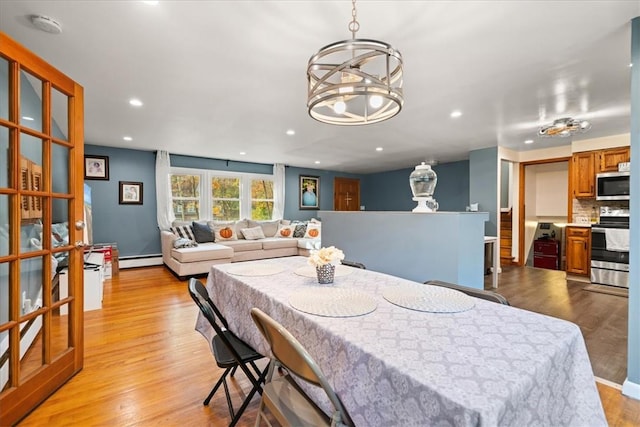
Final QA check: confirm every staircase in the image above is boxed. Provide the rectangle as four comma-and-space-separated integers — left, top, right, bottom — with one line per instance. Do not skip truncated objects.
500, 209, 514, 266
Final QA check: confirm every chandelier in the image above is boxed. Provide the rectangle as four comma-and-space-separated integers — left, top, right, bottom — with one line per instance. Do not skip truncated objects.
307, 0, 404, 125
538, 117, 592, 137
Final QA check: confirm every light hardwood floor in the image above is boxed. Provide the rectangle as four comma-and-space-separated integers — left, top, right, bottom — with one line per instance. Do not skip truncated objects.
16, 265, 640, 426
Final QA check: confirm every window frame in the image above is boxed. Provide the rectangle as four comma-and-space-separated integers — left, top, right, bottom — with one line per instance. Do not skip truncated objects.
170, 167, 274, 221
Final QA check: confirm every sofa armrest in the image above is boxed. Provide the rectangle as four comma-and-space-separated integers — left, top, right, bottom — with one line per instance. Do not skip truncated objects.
160, 230, 178, 264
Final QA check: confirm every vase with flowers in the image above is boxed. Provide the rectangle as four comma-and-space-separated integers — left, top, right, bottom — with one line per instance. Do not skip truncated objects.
308, 246, 345, 284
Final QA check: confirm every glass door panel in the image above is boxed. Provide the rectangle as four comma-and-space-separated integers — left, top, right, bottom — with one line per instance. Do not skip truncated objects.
19, 70, 43, 131
18, 315, 44, 383
0, 127, 8, 188
0, 56, 7, 120
52, 143, 70, 194
51, 87, 69, 141
0, 194, 8, 257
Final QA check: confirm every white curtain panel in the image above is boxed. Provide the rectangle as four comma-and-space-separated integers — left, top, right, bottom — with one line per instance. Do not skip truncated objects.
156, 150, 175, 229
273, 163, 285, 219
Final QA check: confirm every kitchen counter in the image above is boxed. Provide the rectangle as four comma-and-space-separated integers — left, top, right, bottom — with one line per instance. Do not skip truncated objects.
566, 223, 592, 228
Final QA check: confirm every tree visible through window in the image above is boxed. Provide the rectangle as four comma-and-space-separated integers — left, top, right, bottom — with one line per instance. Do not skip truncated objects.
251, 179, 274, 220
212, 177, 240, 220
171, 174, 200, 220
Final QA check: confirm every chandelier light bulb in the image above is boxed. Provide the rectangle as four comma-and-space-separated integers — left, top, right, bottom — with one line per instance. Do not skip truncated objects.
333, 101, 347, 114
369, 95, 383, 109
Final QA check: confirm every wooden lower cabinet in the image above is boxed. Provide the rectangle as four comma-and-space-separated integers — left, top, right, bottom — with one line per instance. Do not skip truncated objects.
565, 226, 591, 275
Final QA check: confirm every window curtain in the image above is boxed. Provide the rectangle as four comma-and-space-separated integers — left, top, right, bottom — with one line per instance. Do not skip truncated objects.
273, 163, 285, 220
156, 150, 175, 229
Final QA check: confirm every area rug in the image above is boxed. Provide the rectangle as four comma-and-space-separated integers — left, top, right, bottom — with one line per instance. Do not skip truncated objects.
583, 284, 628, 298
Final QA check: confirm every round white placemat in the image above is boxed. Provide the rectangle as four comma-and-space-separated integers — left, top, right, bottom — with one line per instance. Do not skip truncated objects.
293, 265, 353, 278
225, 263, 285, 276
382, 284, 475, 313
289, 288, 377, 317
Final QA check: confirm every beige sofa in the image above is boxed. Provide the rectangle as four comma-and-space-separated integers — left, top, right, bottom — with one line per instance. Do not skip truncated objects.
160, 219, 321, 278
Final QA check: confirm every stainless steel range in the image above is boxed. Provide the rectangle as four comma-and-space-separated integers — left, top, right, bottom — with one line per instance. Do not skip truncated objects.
590, 207, 629, 288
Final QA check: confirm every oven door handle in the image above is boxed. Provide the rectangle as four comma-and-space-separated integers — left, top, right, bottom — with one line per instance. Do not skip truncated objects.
592, 227, 606, 232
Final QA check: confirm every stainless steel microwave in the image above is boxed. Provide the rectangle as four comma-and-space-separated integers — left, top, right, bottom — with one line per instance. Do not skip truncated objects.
596, 171, 630, 200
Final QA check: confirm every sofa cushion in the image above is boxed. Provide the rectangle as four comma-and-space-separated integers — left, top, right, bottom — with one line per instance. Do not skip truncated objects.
220, 239, 263, 252
171, 242, 233, 263
192, 221, 215, 243
292, 222, 307, 238
247, 220, 281, 237
261, 238, 299, 250
275, 224, 295, 238
241, 226, 266, 240
171, 225, 195, 241
212, 222, 239, 241
304, 223, 321, 239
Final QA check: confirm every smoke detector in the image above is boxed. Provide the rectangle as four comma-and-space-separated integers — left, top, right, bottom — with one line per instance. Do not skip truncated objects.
30, 15, 63, 34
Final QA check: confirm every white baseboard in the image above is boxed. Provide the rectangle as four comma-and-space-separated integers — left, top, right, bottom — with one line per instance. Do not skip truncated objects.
622, 378, 640, 400
119, 256, 163, 269
595, 376, 622, 389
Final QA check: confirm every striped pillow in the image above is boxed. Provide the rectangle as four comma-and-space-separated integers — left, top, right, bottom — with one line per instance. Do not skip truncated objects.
170, 225, 195, 241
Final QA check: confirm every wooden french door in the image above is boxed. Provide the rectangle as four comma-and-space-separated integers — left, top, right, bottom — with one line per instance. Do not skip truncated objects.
334, 177, 360, 211
0, 32, 85, 425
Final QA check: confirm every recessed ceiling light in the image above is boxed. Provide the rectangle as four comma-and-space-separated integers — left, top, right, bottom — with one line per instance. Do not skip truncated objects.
314, 161, 321, 164
123, 136, 133, 141
22, 116, 34, 121
630, 63, 634, 68
286, 129, 295, 136
450, 110, 462, 118
129, 98, 143, 107
239, 151, 246, 155
376, 147, 383, 151
524, 139, 534, 144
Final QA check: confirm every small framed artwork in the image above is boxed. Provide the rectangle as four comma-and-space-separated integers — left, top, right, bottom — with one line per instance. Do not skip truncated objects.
299, 175, 320, 210
84, 155, 109, 180
119, 181, 143, 205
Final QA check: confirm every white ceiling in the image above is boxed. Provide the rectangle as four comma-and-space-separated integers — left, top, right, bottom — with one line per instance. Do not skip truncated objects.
1, 1, 638, 173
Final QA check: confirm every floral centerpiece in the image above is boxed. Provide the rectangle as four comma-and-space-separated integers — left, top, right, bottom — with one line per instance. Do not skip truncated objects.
308, 246, 345, 284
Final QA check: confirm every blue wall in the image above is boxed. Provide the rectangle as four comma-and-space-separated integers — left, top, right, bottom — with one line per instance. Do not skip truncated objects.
85, 145, 159, 258
361, 160, 470, 212
469, 147, 498, 236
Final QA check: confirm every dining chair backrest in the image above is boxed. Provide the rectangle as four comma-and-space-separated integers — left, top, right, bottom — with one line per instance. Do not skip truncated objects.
340, 260, 366, 269
425, 279, 511, 305
250, 308, 353, 425
190, 278, 230, 329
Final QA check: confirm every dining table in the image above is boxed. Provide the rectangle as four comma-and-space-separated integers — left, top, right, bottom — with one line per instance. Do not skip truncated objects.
195, 256, 606, 426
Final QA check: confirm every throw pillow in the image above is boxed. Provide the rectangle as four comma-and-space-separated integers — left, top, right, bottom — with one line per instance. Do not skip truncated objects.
173, 238, 198, 249
192, 221, 214, 243
247, 220, 280, 237
170, 225, 195, 241
213, 223, 238, 241
304, 223, 321, 239
275, 224, 295, 238
241, 226, 266, 240
292, 222, 308, 238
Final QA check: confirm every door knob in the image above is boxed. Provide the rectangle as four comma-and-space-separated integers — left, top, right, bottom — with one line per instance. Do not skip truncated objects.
75, 240, 86, 248
75, 220, 86, 230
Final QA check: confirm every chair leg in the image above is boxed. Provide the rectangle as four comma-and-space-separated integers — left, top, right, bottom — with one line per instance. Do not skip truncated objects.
229, 364, 270, 427
204, 367, 231, 406
223, 376, 235, 420
230, 365, 238, 376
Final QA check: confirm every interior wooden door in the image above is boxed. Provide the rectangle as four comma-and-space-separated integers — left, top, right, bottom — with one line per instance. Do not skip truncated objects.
0, 32, 85, 425
334, 177, 360, 211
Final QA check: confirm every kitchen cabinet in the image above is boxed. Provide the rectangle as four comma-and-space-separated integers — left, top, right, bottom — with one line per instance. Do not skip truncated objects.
597, 146, 630, 173
566, 226, 591, 275
572, 152, 595, 198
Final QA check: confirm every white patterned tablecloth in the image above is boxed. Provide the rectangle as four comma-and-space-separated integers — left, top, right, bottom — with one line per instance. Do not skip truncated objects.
195, 256, 606, 427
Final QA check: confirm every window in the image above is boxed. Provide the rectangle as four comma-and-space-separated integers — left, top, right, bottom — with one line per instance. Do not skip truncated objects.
170, 168, 274, 221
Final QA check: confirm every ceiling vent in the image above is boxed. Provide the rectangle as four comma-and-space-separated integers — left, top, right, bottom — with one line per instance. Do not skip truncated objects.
30, 15, 63, 34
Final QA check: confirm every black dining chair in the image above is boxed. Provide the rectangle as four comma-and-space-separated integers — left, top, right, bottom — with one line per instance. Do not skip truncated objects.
188, 278, 268, 426
341, 260, 366, 269
424, 279, 511, 305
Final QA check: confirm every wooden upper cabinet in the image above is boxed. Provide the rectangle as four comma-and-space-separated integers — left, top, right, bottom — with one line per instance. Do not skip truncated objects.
572, 151, 596, 198
597, 146, 630, 173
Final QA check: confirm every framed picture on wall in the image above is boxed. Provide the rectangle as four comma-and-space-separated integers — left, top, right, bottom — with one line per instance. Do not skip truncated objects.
119, 181, 143, 205
299, 175, 319, 210
84, 155, 109, 180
